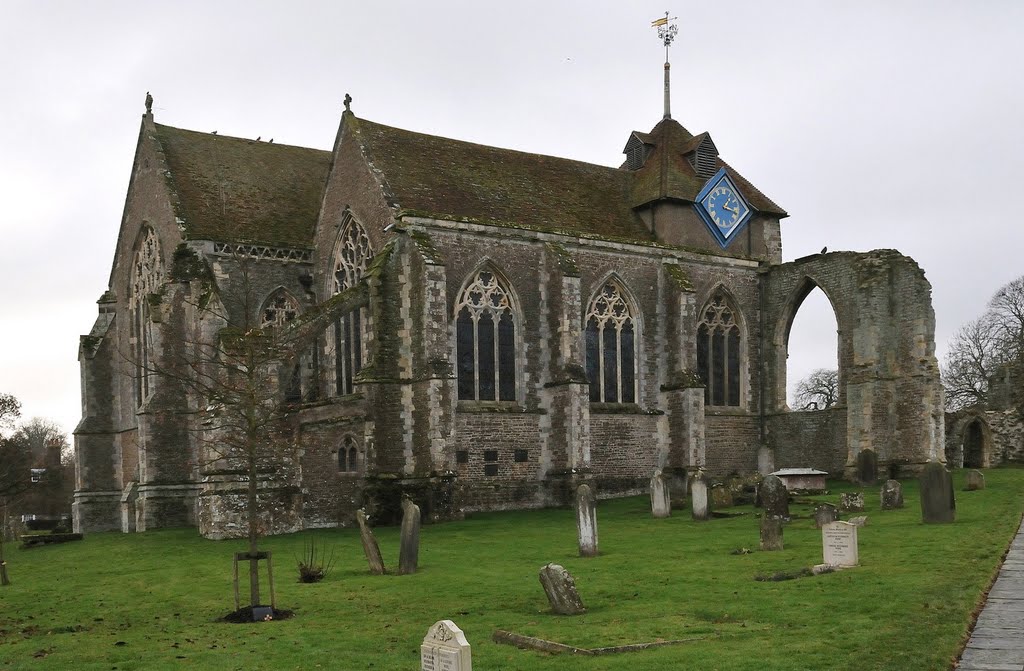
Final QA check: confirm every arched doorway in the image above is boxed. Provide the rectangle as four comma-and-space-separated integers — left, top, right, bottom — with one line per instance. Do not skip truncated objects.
962, 418, 987, 468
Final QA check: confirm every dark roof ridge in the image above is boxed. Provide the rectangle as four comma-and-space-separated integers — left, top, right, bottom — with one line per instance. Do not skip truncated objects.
152, 122, 329, 154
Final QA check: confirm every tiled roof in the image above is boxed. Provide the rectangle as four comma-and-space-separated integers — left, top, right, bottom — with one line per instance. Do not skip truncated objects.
347, 115, 656, 243
628, 118, 787, 217
155, 124, 331, 248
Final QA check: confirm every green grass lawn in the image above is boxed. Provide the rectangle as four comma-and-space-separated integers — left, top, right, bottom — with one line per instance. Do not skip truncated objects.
2, 469, 1022, 671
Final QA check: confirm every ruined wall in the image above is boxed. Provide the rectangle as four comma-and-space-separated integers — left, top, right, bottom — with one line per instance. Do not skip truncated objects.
766, 406, 848, 474
764, 250, 944, 478
945, 409, 1024, 467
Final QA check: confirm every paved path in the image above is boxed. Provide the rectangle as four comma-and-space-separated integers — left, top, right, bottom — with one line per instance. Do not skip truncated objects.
957, 517, 1024, 671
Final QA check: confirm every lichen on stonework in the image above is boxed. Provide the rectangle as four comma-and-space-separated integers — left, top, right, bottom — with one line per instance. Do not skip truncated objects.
663, 263, 694, 292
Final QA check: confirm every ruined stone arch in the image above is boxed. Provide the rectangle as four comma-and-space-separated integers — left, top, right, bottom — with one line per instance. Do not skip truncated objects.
764, 251, 944, 476
452, 260, 523, 403
584, 273, 642, 404
948, 413, 992, 469
772, 275, 843, 411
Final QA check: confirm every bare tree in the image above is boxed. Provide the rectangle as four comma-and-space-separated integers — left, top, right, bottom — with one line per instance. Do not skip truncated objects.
793, 368, 839, 410
0, 394, 27, 586
136, 245, 357, 613
12, 417, 66, 465
0, 393, 20, 436
942, 274, 1024, 411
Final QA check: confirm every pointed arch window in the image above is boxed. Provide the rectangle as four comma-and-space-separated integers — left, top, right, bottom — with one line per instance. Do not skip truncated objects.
260, 290, 304, 403
129, 227, 164, 407
332, 218, 372, 396
697, 293, 743, 407
585, 282, 637, 404
455, 269, 517, 402
338, 435, 360, 473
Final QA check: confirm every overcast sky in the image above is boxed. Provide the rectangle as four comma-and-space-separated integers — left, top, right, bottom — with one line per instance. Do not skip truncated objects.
2, 0, 1021, 437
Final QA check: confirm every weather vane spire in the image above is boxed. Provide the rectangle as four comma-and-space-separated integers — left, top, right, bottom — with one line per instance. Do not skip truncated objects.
651, 11, 679, 120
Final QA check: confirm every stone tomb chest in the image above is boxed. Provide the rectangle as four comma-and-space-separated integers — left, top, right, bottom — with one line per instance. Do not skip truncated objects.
421, 620, 472, 671
770, 468, 828, 494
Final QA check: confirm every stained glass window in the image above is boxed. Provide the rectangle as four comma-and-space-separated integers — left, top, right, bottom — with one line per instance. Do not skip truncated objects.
697, 293, 743, 407
455, 269, 517, 401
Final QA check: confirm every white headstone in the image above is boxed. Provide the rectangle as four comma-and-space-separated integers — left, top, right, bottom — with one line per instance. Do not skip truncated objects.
421, 620, 471, 671
821, 521, 859, 568
576, 484, 598, 557
691, 473, 711, 521
650, 469, 671, 518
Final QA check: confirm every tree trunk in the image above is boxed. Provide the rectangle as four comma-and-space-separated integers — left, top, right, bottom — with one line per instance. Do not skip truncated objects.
247, 454, 260, 608
0, 535, 9, 587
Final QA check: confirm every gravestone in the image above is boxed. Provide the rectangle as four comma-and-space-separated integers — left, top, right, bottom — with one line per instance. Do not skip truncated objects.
847, 515, 868, 527
759, 474, 789, 520
650, 470, 671, 518
965, 470, 986, 491
821, 521, 859, 567
711, 484, 734, 509
399, 497, 421, 575
759, 515, 784, 551
880, 480, 904, 510
839, 492, 865, 512
920, 462, 955, 524
691, 471, 712, 521
575, 484, 598, 557
420, 619, 472, 671
856, 448, 879, 485
356, 508, 386, 575
538, 563, 586, 615
814, 503, 839, 529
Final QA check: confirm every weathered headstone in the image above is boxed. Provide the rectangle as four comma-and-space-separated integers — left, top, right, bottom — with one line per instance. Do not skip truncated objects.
538, 563, 586, 615
650, 470, 671, 518
691, 471, 712, 521
839, 492, 865, 512
814, 503, 839, 529
880, 480, 904, 510
356, 508, 386, 575
399, 497, 421, 575
965, 469, 986, 491
759, 515, 784, 551
711, 484, 734, 509
759, 474, 789, 521
847, 515, 868, 527
821, 521, 859, 567
856, 448, 879, 485
420, 620, 472, 671
575, 484, 598, 557
920, 462, 955, 524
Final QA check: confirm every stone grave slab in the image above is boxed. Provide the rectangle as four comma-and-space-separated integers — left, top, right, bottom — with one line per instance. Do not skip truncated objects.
421, 619, 472, 671
839, 492, 864, 512
880, 480, 903, 510
770, 468, 827, 493
814, 503, 838, 529
965, 469, 986, 491
821, 520, 859, 567
399, 498, 421, 575
539, 563, 586, 615
691, 471, 712, 521
856, 448, 878, 485
356, 509, 386, 575
759, 474, 789, 520
575, 484, 598, 557
759, 515, 784, 551
920, 462, 955, 524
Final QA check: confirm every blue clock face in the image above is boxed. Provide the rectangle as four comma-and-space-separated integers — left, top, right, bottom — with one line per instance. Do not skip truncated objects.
694, 168, 753, 248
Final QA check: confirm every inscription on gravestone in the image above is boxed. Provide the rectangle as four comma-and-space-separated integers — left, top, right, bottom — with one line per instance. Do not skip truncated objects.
822, 521, 859, 567
420, 620, 471, 671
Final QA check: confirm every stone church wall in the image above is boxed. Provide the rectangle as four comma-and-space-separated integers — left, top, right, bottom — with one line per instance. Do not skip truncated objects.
767, 406, 848, 475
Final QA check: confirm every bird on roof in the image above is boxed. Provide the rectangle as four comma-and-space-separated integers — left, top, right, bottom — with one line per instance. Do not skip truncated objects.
211, 131, 218, 135
268, 138, 274, 143
256, 136, 261, 141
820, 246, 828, 254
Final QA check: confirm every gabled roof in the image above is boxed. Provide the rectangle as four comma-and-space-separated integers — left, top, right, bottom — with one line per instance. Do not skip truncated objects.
628, 118, 787, 217
346, 115, 655, 242
155, 124, 331, 248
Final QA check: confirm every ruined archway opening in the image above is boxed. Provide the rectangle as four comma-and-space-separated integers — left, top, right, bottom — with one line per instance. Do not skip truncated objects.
963, 419, 986, 468
785, 285, 840, 411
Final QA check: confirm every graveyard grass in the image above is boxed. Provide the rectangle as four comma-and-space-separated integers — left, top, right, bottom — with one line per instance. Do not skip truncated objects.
4, 470, 1024, 671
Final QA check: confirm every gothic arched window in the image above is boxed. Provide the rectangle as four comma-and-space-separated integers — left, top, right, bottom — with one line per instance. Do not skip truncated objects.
585, 281, 637, 403
697, 293, 743, 407
338, 435, 360, 473
455, 268, 517, 402
332, 218, 372, 396
260, 290, 303, 402
129, 227, 164, 407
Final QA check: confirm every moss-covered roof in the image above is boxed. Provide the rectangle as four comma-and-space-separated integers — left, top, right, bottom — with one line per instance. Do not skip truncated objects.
155, 124, 331, 248
627, 118, 787, 217
348, 115, 656, 242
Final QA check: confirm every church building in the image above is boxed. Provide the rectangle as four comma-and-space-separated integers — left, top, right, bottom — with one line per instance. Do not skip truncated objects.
74, 74, 945, 536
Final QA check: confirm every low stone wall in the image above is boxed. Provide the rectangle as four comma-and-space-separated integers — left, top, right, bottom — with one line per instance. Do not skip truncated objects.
767, 406, 847, 476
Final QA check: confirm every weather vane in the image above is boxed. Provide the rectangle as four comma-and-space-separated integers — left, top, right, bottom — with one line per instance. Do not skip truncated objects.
651, 11, 679, 120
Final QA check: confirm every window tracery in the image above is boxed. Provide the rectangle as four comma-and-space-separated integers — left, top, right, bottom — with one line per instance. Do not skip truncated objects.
129, 227, 164, 406
697, 293, 743, 407
331, 218, 372, 396
260, 290, 304, 402
338, 435, 360, 473
585, 281, 637, 403
455, 269, 517, 402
